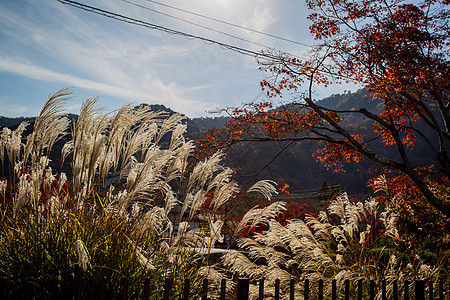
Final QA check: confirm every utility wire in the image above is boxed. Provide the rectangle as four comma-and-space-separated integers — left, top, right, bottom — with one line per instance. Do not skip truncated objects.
56, 0, 356, 81
57, 0, 280, 60
129, 0, 313, 48
121, 0, 284, 51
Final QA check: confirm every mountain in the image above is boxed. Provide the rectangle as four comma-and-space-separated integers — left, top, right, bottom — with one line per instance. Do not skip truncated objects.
193, 89, 441, 198
1, 90, 439, 199
0, 116, 33, 128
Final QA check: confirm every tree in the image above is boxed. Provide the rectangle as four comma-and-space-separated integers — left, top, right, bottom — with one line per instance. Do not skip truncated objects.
199, 0, 450, 216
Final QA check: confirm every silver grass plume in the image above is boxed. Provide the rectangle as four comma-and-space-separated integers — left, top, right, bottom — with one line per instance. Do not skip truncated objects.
222, 192, 416, 297
0, 180, 7, 199
180, 192, 194, 221
305, 213, 332, 240
2, 122, 28, 173
75, 239, 91, 271
125, 236, 156, 270
380, 211, 399, 239
246, 180, 278, 200
71, 97, 107, 196
187, 151, 224, 193
164, 189, 178, 218
206, 168, 233, 192
222, 250, 267, 280
0, 127, 10, 164
61, 140, 73, 168
13, 173, 33, 215
210, 181, 239, 213
207, 219, 224, 246
155, 113, 185, 144
135, 206, 166, 237
373, 174, 388, 194
169, 122, 187, 151
23, 88, 72, 168
188, 190, 207, 221
235, 201, 287, 234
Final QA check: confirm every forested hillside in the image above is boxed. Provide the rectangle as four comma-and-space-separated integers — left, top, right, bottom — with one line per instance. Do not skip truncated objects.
193, 89, 442, 197
0, 89, 438, 197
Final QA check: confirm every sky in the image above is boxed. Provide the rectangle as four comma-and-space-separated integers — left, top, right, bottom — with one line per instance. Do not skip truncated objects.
0, 0, 359, 118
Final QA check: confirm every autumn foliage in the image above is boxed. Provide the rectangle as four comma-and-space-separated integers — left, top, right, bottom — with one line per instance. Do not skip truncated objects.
198, 0, 450, 217
370, 169, 450, 247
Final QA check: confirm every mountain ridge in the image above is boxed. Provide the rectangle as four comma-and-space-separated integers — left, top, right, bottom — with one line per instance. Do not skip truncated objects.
1, 89, 437, 199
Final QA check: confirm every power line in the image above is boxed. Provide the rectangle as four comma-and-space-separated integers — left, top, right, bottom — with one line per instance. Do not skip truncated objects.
56, 0, 292, 61
56, 0, 356, 81
120, 0, 284, 51
56, 0, 266, 58
128, 0, 313, 48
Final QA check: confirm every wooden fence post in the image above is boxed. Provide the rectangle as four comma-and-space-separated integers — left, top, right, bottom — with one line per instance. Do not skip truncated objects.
1, 277, 11, 300
233, 272, 239, 299
50, 277, 58, 300
183, 279, 190, 300
428, 281, 433, 300
332, 279, 337, 300
237, 278, 249, 300
415, 280, 425, 300
219, 278, 226, 300
99, 277, 107, 300
121, 278, 129, 300
201, 278, 208, 300
357, 279, 363, 300
290, 278, 295, 300
258, 278, 264, 300
344, 279, 350, 300
143, 278, 150, 300
163, 277, 172, 300
318, 279, 324, 300
369, 279, 376, 300
404, 280, 410, 300
393, 280, 398, 300
304, 278, 309, 300
275, 278, 280, 300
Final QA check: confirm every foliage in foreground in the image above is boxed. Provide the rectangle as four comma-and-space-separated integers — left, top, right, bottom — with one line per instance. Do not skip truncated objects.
219, 192, 449, 299
0, 89, 275, 298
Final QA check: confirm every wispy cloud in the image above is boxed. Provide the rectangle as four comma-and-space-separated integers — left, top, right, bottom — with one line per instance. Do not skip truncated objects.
1, 0, 330, 118
0, 55, 214, 116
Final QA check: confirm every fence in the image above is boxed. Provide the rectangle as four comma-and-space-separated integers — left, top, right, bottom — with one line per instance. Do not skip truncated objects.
187, 277, 448, 300
1, 276, 448, 299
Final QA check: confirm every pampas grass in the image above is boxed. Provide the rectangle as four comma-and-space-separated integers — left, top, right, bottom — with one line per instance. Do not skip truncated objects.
221, 192, 449, 299
0, 88, 277, 298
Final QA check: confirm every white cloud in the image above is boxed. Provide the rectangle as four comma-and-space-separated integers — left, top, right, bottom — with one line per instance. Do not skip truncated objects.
0, 0, 344, 119
0, 56, 215, 117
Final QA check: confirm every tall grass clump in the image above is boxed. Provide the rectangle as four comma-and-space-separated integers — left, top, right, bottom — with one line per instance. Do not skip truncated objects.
220, 193, 449, 299
0, 88, 273, 298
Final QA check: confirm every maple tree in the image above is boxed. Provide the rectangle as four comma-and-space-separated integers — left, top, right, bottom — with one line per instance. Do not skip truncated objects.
198, 0, 450, 217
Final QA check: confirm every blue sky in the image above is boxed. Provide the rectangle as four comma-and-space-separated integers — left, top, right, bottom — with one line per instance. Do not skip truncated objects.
0, 0, 359, 118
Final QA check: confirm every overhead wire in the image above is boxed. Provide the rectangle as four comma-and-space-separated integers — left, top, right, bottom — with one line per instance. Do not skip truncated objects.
57, 0, 281, 60
56, 0, 356, 81
120, 0, 286, 51
127, 0, 313, 48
